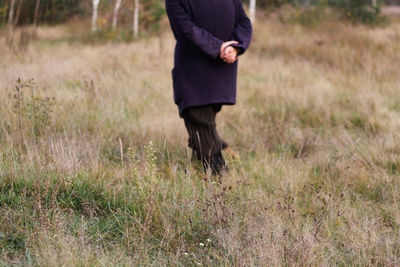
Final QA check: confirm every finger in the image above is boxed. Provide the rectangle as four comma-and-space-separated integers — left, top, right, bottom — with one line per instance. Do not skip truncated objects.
222, 54, 232, 60
220, 44, 232, 57
224, 49, 232, 56
227, 53, 237, 61
224, 52, 234, 59
223, 45, 233, 52
223, 56, 234, 63
222, 41, 238, 51
222, 55, 233, 62
223, 57, 232, 63
223, 42, 233, 48
228, 56, 238, 63
224, 42, 237, 53
224, 48, 235, 56
220, 41, 238, 56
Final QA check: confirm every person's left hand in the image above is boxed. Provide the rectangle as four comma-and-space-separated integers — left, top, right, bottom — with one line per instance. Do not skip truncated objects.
222, 46, 238, 64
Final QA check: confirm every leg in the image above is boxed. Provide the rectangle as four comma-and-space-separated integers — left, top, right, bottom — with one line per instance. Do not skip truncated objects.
182, 105, 228, 174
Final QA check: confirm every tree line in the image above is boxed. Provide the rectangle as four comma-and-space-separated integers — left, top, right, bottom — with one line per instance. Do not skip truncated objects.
0, 0, 262, 30
0, 0, 388, 34
1, 0, 165, 36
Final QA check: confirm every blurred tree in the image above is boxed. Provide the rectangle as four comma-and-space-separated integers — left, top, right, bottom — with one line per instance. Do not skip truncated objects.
14, 0, 22, 26
7, 0, 15, 32
112, 0, 122, 29
250, 0, 256, 22
133, 0, 139, 38
91, 0, 100, 31
33, 0, 40, 26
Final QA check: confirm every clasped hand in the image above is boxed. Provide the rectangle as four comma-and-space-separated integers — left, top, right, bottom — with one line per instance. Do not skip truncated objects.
220, 41, 239, 64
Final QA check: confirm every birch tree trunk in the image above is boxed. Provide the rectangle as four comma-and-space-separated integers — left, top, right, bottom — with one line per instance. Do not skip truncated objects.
112, 0, 122, 29
7, 0, 16, 32
91, 0, 100, 32
249, 0, 256, 23
33, 0, 41, 26
133, 0, 139, 39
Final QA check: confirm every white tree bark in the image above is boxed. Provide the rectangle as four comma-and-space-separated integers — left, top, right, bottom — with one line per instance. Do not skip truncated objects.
33, 0, 41, 26
7, 0, 16, 32
249, 0, 256, 23
133, 0, 139, 38
91, 0, 100, 32
112, 0, 122, 29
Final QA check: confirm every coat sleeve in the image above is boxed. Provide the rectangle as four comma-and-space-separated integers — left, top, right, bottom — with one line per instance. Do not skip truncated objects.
230, 0, 253, 56
165, 0, 224, 59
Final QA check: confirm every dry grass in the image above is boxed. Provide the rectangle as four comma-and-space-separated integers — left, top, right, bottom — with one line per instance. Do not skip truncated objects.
1, 19, 400, 266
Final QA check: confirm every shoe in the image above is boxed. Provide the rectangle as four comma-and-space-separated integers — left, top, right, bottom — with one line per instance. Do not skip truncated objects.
203, 152, 228, 175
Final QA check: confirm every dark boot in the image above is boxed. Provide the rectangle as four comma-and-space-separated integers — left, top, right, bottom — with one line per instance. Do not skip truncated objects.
203, 152, 228, 175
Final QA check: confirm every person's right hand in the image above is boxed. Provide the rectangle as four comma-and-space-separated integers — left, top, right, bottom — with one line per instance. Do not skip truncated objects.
220, 41, 238, 62
222, 46, 238, 64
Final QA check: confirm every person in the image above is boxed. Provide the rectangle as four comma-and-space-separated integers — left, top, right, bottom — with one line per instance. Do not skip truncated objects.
165, 0, 252, 174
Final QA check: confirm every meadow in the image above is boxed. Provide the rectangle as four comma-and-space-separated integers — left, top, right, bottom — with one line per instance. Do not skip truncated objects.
1, 17, 400, 265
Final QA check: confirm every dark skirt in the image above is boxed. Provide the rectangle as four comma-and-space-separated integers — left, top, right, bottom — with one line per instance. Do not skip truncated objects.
182, 104, 228, 160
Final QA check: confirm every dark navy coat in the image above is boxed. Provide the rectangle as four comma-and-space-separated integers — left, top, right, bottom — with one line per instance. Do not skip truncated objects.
165, 0, 252, 114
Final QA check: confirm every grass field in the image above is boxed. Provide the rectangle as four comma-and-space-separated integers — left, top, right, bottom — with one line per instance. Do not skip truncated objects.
1, 19, 400, 266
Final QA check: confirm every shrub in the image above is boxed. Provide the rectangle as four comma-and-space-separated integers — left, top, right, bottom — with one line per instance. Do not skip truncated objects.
329, 0, 386, 24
